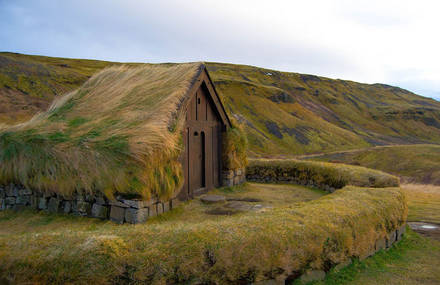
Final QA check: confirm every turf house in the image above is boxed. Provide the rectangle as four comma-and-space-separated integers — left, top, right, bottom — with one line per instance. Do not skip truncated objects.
0, 63, 248, 224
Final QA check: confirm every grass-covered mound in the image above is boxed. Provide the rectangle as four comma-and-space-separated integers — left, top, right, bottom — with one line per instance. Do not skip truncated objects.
0, 63, 206, 200
305, 144, 440, 185
247, 159, 400, 189
0, 185, 407, 284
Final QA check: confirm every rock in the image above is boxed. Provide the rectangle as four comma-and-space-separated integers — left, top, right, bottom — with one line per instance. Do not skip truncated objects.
121, 199, 152, 209
149, 203, 157, 217
171, 198, 182, 209
397, 224, 406, 241
233, 176, 241, 185
125, 208, 148, 224
6, 185, 18, 197
109, 200, 130, 208
200, 195, 226, 204
375, 237, 386, 252
0, 198, 4, 210
110, 206, 125, 224
16, 195, 31, 205
386, 231, 397, 248
5, 197, 16, 205
224, 201, 252, 211
235, 169, 243, 176
18, 188, 32, 196
95, 196, 107, 205
38, 198, 48, 210
76, 201, 91, 215
0, 187, 5, 199
156, 203, 164, 215
63, 201, 72, 214
29, 195, 38, 210
333, 259, 352, 272
47, 197, 61, 213
91, 203, 109, 219
222, 178, 234, 187
222, 170, 234, 179
299, 270, 326, 283
163, 201, 170, 213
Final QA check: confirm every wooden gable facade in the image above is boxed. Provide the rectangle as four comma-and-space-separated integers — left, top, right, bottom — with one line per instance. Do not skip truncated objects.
179, 66, 231, 200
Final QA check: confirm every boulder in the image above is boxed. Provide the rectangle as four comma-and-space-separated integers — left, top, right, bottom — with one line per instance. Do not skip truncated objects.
200, 195, 226, 204
91, 203, 109, 219
125, 208, 148, 224
0, 187, 5, 199
30, 195, 38, 210
0, 198, 4, 210
149, 203, 157, 217
156, 203, 164, 215
163, 201, 170, 213
95, 196, 107, 205
222, 178, 234, 187
110, 206, 125, 224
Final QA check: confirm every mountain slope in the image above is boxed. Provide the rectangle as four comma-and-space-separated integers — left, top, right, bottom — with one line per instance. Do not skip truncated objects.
206, 63, 440, 155
1, 52, 440, 156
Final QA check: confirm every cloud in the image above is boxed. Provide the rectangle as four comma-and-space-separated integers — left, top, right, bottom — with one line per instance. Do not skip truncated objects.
0, 0, 439, 99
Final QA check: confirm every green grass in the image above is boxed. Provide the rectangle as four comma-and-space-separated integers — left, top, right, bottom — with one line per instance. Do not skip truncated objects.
0, 184, 405, 284
304, 144, 440, 185
247, 159, 399, 190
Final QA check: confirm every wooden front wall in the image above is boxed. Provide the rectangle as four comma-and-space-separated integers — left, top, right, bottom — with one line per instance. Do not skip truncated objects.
180, 82, 223, 199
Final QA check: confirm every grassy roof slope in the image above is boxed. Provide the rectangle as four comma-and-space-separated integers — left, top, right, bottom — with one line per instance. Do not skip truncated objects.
0, 52, 117, 124
0, 63, 204, 199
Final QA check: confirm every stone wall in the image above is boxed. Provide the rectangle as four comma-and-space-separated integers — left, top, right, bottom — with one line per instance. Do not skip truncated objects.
0, 183, 178, 224
255, 224, 407, 284
222, 168, 246, 187
246, 173, 337, 193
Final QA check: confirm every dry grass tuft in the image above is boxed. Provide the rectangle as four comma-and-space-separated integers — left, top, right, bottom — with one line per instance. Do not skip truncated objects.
0, 63, 204, 199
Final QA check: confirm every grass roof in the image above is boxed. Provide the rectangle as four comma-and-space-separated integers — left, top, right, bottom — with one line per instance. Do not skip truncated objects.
0, 63, 206, 199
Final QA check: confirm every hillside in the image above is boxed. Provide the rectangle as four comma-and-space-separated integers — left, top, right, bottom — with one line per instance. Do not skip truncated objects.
2, 52, 440, 155
303, 144, 440, 184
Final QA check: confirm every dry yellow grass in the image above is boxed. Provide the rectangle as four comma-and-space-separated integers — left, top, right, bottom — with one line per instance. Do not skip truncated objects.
401, 184, 440, 223
0, 63, 205, 199
0, 184, 406, 284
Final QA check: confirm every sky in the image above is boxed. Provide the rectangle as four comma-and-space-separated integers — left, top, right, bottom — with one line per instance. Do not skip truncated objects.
1, 0, 439, 99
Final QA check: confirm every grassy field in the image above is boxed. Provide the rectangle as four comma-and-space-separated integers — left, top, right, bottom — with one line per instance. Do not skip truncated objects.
305, 144, 440, 184
400, 184, 440, 223
0, 183, 406, 284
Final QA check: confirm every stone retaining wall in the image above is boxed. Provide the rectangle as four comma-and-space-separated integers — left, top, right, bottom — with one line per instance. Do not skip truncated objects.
246, 173, 337, 193
0, 183, 178, 224
255, 224, 407, 284
222, 168, 246, 187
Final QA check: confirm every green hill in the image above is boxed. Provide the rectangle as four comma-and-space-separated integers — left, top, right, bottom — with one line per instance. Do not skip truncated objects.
2, 52, 440, 156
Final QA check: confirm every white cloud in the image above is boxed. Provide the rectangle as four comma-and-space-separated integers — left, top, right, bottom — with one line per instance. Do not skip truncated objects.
1, 0, 439, 98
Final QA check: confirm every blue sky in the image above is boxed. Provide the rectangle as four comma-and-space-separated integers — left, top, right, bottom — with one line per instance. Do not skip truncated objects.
1, 0, 439, 99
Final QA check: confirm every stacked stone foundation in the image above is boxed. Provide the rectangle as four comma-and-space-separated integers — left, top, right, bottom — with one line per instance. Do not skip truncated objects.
0, 183, 179, 224
222, 168, 246, 187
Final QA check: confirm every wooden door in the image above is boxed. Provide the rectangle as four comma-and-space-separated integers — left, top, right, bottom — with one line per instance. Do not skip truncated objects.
188, 128, 206, 196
